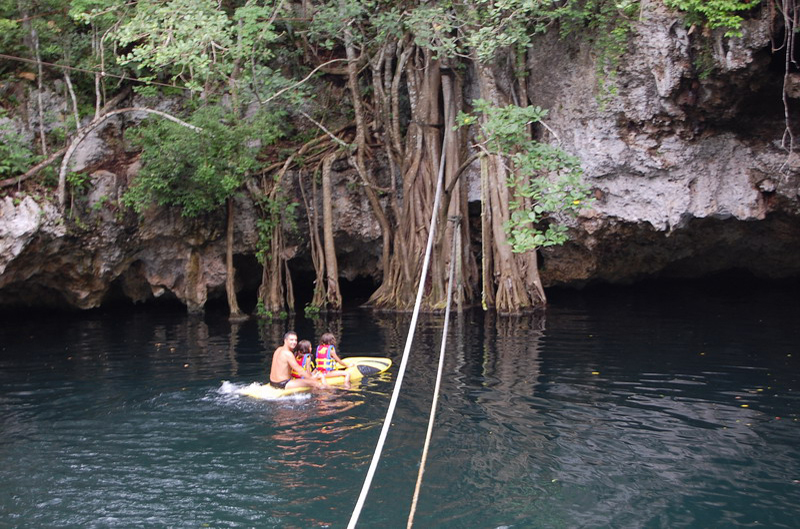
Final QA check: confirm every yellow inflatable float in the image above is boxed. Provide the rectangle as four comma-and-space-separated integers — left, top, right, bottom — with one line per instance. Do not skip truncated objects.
240, 357, 392, 399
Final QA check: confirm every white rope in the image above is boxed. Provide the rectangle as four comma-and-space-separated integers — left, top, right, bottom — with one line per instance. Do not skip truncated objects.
407, 217, 459, 528
347, 138, 448, 529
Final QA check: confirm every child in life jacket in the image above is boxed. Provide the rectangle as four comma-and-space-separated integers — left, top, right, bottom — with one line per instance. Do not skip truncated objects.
316, 333, 351, 389
291, 340, 321, 381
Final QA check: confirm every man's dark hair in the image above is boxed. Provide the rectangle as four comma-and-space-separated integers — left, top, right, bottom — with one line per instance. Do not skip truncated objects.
283, 331, 297, 341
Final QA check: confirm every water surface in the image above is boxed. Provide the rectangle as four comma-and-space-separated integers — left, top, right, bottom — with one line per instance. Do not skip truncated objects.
1, 282, 798, 527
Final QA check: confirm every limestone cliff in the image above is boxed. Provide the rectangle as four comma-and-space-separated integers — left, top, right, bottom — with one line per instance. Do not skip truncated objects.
532, 4, 800, 286
1, 4, 798, 311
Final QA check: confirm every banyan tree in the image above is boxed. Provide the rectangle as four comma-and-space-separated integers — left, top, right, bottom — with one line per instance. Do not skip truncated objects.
286, 0, 591, 314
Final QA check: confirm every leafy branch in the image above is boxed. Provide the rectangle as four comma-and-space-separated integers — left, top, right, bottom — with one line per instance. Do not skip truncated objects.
460, 99, 592, 253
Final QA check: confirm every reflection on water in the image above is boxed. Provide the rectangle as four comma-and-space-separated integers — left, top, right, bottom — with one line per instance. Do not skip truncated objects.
1, 282, 799, 527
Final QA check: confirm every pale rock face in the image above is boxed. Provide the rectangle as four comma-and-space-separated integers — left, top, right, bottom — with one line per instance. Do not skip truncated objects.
527, 4, 800, 285
0, 196, 64, 278
595, 135, 768, 231
68, 118, 121, 174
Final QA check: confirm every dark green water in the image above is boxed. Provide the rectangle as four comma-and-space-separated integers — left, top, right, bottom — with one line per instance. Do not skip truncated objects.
1, 282, 799, 528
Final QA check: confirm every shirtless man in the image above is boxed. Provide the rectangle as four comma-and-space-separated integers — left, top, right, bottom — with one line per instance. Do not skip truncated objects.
269, 331, 326, 390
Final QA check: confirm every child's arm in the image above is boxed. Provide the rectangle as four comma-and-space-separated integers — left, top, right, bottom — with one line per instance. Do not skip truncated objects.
330, 345, 348, 367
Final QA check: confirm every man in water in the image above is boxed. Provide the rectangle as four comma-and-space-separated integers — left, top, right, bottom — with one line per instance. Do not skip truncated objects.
269, 331, 326, 390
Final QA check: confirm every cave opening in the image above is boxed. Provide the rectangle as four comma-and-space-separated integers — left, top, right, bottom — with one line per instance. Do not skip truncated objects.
231, 253, 262, 313
719, 28, 799, 141
289, 268, 379, 312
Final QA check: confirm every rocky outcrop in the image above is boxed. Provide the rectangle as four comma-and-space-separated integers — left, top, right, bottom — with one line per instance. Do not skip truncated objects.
0, 162, 379, 310
530, 4, 800, 286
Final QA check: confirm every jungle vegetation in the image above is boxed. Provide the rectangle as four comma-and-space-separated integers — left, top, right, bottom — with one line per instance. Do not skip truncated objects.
0, 0, 786, 315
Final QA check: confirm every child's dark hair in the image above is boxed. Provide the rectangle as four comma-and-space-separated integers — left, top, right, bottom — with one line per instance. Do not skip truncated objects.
320, 332, 336, 346
297, 340, 312, 355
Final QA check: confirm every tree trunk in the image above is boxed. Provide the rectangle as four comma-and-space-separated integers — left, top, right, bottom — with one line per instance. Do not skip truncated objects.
64, 72, 80, 136
299, 165, 328, 309
252, 153, 296, 317
340, 10, 400, 309
225, 196, 246, 321
368, 47, 446, 310
513, 48, 547, 304
321, 153, 342, 309
258, 219, 286, 315
436, 68, 477, 310
475, 58, 545, 313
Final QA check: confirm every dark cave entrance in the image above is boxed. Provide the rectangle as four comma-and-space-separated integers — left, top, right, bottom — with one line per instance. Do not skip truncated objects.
716, 20, 800, 142
290, 268, 380, 311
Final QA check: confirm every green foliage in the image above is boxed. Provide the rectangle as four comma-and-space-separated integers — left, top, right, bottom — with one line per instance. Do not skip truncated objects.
465, 101, 550, 151
460, 99, 592, 253
398, 0, 638, 70
663, 0, 759, 37
405, 5, 461, 59
91, 194, 109, 211
0, 115, 35, 179
255, 217, 273, 265
396, 1, 638, 105
462, 0, 539, 63
111, 0, 233, 91
71, 0, 288, 94
256, 299, 271, 319
504, 151, 588, 252
304, 303, 321, 319
304, 0, 371, 49
370, 5, 406, 43
40, 166, 58, 188
255, 298, 288, 320
69, 0, 128, 27
65, 171, 90, 193
0, 1, 98, 153
693, 40, 718, 79
132, 85, 160, 98
0, 16, 21, 65
400, 0, 540, 62
254, 195, 299, 264
231, 3, 281, 56
123, 104, 286, 217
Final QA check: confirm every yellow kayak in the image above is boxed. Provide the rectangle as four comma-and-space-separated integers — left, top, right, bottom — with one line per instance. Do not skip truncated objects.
240, 357, 392, 399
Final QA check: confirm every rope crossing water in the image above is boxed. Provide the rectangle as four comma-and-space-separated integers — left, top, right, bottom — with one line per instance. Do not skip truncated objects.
346, 137, 449, 529
407, 215, 460, 528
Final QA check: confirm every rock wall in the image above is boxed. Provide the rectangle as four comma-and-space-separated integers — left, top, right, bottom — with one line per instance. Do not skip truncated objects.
0, 173, 232, 311
530, 4, 800, 286
0, 157, 380, 311
1, 3, 799, 311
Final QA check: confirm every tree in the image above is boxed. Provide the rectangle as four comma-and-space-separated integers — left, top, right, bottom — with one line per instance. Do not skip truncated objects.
296, 0, 592, 312
122, 105, 287, 316
79, 0, 300, 318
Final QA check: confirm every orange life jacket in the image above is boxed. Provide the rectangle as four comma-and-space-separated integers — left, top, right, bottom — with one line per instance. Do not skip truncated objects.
290, 353, 313, 378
